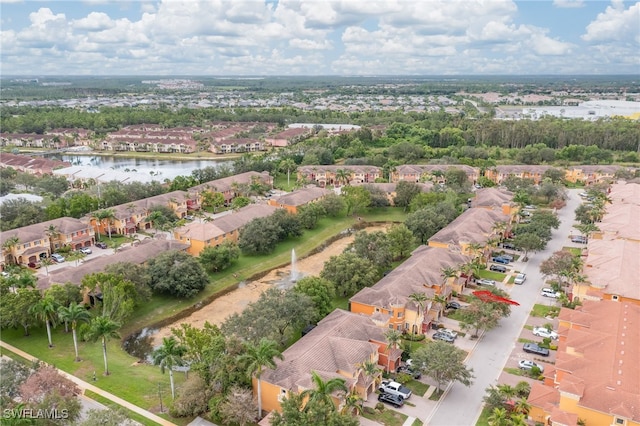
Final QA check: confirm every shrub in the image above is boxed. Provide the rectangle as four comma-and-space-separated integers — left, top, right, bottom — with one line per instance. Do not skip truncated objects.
375, 402, 385, 412
403, 333, 426, 341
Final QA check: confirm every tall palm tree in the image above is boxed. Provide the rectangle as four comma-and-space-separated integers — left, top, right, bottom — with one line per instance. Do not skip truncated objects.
279, 158, 297, 188
84, 316, 120, 375
408, 292, 428, 335
58, 302, 91, 361
301, 371, 348, 411
94, 209, 116, 239
514, 380, 531, 398
383, 329, 402, 373
513, 397, 531, 415
152, 336, 187, 399
441, 266, 458, 287
340, 389, 364, 416
358, 360, 382, 398
2, 236, 20, 266
41, 258, 54, 276
335, 169, 350, 187
29, 296, 59, 348
238, 338, 284, 419
44, 225, 60, 255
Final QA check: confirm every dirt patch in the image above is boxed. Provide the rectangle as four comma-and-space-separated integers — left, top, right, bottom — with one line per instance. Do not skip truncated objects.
151, 224, 391, 345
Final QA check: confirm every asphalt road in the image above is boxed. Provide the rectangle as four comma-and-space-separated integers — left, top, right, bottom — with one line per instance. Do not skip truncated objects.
426, 189, 583, 426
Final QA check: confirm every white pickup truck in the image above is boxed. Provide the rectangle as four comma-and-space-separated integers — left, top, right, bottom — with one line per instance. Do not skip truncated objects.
378, 380, 412, 399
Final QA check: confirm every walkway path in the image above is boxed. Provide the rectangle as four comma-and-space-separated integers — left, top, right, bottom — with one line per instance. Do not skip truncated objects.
0, 340, 176, 426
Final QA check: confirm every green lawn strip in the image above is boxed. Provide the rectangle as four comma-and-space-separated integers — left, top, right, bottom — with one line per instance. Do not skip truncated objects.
404, 380, 429, 397
518, 338, 535, 343
1, 326, 186, 419
562, 246, 583, 256
446, 309, 465, 321
412, 419, 424, 426
523, 325, 533, 330
331, 296, 350, 311
475, 406, 492, 426
83, 390, 165, 426
428, 389, 444, 401
272, 175, 296, 191
503, 367, 525, 377
362, 407, 408, 426
530, 304, 559, 318
477, 270, 506, 281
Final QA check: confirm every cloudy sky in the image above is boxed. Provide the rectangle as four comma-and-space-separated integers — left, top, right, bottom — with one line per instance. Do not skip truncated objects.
1, 0, 638, 76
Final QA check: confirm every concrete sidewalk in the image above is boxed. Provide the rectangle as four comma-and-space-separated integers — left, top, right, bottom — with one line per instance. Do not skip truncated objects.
0, 340, 176, 426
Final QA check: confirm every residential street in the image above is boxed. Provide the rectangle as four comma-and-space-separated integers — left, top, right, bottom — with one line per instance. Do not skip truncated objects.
426, 189, 582, 426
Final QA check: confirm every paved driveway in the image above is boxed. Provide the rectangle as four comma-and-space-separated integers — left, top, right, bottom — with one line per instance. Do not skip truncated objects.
425, 189, 583, 426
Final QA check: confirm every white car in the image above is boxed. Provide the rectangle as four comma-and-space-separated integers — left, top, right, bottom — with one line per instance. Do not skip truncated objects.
51, 253, 65, 263
541, 288, 561, 298
519, 359, 544, 373
533, 327, 558, 339
79, 247, 92, 255
514, 273, 526, 285
477, 278, 496, 286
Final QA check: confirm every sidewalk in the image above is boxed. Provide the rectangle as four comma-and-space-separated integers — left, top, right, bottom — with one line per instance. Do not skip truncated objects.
0, 340, 176, 426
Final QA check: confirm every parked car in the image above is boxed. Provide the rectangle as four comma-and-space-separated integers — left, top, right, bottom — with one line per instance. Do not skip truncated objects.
533, 327, 558, 340
378, 392, 404, 408
501, 242, 520, 251
79, 247, 92, 255
95, 242, 108, 249
477, 278, 496, 286
523, 343, 550, 357
439, 328, 458, 339
500, 254, 514, 262
396, 365, 421, 379
446, 301, 461, 310
541, 288, 561, 298
50, 253, 65, 263
571, 235, 588, 244
27, 262, 42, 269
514, 273, 526, 285
489, 265, 507, 273
433, 332, 455, 343
378, 380, 412, 399
492, 256, 510, 264
184, 215, 195, 221
524, 205, 537, 210
519, 359, 544, 372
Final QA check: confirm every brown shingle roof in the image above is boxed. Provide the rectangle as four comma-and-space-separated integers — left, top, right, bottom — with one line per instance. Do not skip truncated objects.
271, 187, 332, 207
470, 188, 514, 208
211, 204, 278, 233
428, 208, 509, 246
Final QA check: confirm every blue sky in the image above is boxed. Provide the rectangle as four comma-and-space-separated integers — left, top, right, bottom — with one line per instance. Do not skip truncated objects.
1, 0, 638, 76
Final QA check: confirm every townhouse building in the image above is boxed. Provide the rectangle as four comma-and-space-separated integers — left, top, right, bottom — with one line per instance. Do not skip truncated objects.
392, 164, 479, 184
528, 300, 640, 426
0, 153, 71, 175
267, 187, 332, 214
564, 165, 624, 185
189, 171, 273, 205
483, 165, 554, 185
297, 165, 382, 188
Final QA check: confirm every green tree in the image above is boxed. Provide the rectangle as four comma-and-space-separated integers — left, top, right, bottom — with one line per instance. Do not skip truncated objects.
76, 408, 131, 426
512, 233, 545, 261
487, 407, 509, 426
152, 336, 187, 400
294, 277, 336, 322
198, 241, 241, 273
279, 158, 297, 188
231, 196, 251, 209
349, 230, 393, 271
103, 262, 152, 302
82, 272, 137, 323
57, 302, 91, 362
170, 322, 225, 383
147, 250, 210, 298
29, 296, 60, 348
384, 329, 403, 373
297, 202, 326, 229
458, 289, 512, 337
340, 186, 371, 216
320, 252, 379, 297
271, 392, 358, 426
319, 193, 345, 217
238, 216, 281, 255
405, 208, 447, 243
386, 224, 415, 260
393, 181, 423, 211
358, 360, 382, 399
201, 191, 225, 212
84, 316, 120, 376
412, 341, 474, 392
238, 338, 284, 419
93, 209, 116, 239
408, 292, 429, 335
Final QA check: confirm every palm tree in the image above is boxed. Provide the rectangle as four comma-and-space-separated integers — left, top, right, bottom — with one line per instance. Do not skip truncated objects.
301, 371, 348, 411
510, 413, 528, 426
340, 389, 364, 416
358, 360, 382, 399
383, 329, 402, 373
67, 250, 86, 267
408, 292, 428, 335
487, 407, 509, 426
58, 302, 91, 361
94, 209, 116, 239
44, 225, 60, 255
335, 169, 350, 187
2, 236, 20, 266
41, 258, 54, 276
513, 396, 531, 415
441, 266, 458, 287
29, 296, 59, 348
431, 293, 448, 318
279, 158, 297, 188
84, 316, 120, 375
152, 336, 187, 399
514, 380, 531, 398
238, 338, 284, 419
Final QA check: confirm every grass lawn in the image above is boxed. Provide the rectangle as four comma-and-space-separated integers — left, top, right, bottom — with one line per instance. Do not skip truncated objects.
446, 309, 465, 321
503, 367, 526, 377
1, 324, 188, 421
272, 174, 296, 191
331, 296, 350, 311
476, 406, 492, 426
428, 389, 444, 401
362, 407, 408, 426
412, 419, 424, 426
83, 390, 162, 426
562, 246, 583, 256
531, 304, 560, 318
404, 380, 429, 397
477, 270, 507, 281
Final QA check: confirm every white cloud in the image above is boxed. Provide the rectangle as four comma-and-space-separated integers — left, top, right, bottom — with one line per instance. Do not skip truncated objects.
553, 0, 585, 8
582, 1, 640, 43
289, 38, 332, 50
72, 12, 115, 31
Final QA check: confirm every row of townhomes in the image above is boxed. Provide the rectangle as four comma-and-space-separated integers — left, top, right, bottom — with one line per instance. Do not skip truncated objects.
527, 180, 640, 426
255, 187, 519, 414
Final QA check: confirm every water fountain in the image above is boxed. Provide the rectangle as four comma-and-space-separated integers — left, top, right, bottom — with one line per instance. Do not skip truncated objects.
290, 249, 299, 283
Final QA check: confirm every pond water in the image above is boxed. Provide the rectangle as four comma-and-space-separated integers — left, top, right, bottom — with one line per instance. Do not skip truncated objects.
45, 153, 233, 180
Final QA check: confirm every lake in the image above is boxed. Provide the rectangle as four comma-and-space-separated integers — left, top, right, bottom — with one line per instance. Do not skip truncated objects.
46, 154, 234, 180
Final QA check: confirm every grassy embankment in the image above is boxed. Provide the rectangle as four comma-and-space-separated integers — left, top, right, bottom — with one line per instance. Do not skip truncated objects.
1, 207, 408, 423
